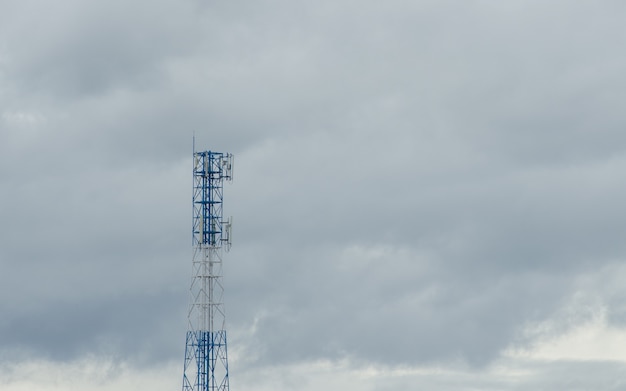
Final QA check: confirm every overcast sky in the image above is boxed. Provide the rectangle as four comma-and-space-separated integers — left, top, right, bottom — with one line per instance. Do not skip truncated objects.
2, 1, 626, 390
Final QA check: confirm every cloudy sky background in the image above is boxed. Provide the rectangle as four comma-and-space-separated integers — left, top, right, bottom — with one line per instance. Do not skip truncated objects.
2, 0, 626, 389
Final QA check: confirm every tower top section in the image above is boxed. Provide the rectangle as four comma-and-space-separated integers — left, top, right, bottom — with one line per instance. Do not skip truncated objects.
192, 151, 233, 248
194, 151, 233, 181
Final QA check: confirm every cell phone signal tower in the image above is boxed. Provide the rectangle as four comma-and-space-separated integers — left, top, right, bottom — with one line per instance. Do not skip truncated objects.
182, 148, 233, 391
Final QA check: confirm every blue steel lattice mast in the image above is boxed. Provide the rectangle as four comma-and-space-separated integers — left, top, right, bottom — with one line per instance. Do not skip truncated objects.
183, 150, 233, 391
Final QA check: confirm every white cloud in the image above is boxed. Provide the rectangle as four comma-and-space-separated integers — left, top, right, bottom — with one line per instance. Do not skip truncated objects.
0, 358, 179, 391
521, 311, 626, 362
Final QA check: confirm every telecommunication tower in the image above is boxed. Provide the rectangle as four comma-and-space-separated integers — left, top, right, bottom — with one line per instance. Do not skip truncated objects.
182, 149, 233, 391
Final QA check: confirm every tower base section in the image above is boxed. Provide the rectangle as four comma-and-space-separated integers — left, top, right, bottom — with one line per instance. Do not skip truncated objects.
182, 330, 230, 391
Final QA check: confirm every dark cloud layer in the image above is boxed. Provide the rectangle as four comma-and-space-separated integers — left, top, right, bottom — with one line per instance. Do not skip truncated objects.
2, 0, 626, 388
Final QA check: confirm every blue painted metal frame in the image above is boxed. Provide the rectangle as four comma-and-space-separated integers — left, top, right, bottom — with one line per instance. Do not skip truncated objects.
192, 151, 231, 247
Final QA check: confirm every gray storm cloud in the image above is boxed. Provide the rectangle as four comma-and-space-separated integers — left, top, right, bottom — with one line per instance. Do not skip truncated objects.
2, 0, 626, 389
